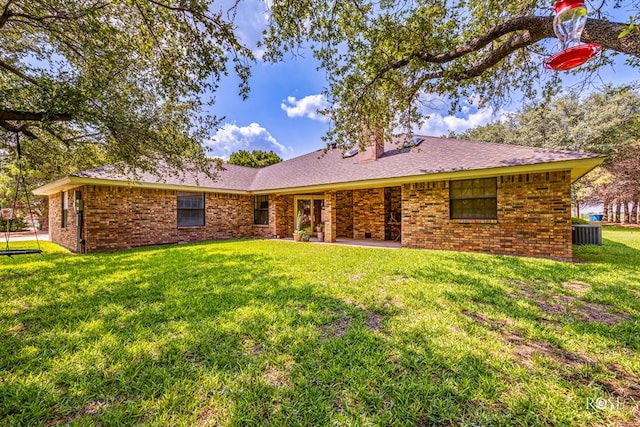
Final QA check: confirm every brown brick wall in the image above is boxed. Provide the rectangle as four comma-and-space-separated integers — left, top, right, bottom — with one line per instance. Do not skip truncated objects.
324, 191, 337, 243
401, 171, 573, 259
47, 171, 573, 258
82, 186, 176, 252
353, 188, 385, 240
336, 190, 353, 238
49, 188, 82, 251
273, 194, 294, 238
50, 185, 256, 252
252, 225, 272, 238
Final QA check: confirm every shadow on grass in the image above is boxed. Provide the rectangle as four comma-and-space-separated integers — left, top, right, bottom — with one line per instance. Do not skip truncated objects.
402, 249, 640, 423
2, 239, 638, 425
0, 241, 514, 425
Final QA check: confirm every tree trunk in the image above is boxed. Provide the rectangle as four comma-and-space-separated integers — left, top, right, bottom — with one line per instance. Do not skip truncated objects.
623, 201, 631, 224
607, 202, 613, 223
615, 200, 621, 223
631, 200, 638, 224
602, 199, 610, 222
575, 202, 580, 219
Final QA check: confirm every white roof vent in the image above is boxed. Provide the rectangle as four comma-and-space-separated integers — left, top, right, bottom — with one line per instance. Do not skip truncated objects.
343, 147, 358, 158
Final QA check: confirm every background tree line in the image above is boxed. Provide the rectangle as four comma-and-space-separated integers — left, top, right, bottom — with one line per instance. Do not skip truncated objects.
227, 150, 283, 168
455, 85, 640, 223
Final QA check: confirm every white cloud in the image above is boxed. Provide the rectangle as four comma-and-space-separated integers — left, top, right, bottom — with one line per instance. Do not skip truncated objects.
414, 106, 506, 137
208, 123, 294, 160
216, 0, 271, 59
281, 94, 330, 122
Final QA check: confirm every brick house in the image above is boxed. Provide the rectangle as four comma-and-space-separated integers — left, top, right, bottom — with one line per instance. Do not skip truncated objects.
34, 136, 604, 259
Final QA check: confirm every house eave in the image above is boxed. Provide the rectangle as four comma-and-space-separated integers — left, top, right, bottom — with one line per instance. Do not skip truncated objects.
34, 157, 605, 197
32, 176, 251, 196
250, 157, 606, 195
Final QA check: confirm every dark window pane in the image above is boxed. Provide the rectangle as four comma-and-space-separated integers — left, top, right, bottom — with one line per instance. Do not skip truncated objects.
177, 192, 205, 226
450, 200, 463, 219
254, 195, 269, 225
178, 209, 204, 227
177, 192, 204, 209
254, 210, 269, 225
450, 178, 497, 219
61, 192, 68, 228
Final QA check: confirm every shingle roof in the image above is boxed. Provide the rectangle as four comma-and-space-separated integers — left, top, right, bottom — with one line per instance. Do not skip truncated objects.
249, 136, 604, 191
73, 162, 259, 192
33, 135, 605, 196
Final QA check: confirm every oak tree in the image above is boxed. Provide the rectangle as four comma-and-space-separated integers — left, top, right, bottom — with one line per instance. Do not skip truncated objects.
3, 0, 640, 172
265, 0, 640, 148
0, 0, 253, 175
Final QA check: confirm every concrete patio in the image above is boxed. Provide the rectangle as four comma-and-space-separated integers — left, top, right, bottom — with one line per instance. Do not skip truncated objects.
278, 237, 402, 249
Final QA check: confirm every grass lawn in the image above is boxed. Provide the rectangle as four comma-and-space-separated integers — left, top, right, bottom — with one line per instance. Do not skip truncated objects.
1, 227, 639, 426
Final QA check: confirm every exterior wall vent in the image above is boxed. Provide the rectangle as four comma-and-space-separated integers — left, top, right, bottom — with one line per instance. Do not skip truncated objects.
572, 224, 602, 245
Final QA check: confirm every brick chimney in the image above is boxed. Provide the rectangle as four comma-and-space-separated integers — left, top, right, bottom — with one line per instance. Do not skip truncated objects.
358, 125, 384, 163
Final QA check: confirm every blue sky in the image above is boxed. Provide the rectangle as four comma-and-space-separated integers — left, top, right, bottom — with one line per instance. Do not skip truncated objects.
205, 0, 639, 161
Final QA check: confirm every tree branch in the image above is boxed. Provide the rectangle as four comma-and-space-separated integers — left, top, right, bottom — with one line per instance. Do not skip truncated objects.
367, 16, 636, 91
146, 0, 244, 54
0, 110, 73, 122
3, 3, 111, 25
582, 19, 640, 57
9, 17, 85, 60
0, 119, 38, 139
63, 131, 105, 143
457, 30, 545, 79
0, 58, 41, 85
146, 0, 209, 21
134, 2, 170, 65
0, 0, 14, 30
418, 16, 554, 65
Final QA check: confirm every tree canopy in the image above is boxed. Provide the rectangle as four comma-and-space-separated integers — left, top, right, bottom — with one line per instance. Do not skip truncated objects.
265, 0, 640, 148
458, 86, 640, 160
0, 0, 253, 175
227, 150, 283, 168
2, 0, 640, 178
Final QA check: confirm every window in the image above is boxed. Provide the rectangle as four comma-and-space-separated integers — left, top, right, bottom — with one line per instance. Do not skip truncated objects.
254, 195, 269, 225
61, 191, 69, 228
450, 178, 497, 220
177, 192, 205, 227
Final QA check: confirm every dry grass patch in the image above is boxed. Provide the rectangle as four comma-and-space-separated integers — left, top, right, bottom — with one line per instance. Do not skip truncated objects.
511, 280, 628, 326
463, 307, 640, 422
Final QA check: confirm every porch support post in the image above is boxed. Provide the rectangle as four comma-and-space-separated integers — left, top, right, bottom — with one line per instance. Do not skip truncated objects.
324, 190, 337, 243
269, 194, 278, 237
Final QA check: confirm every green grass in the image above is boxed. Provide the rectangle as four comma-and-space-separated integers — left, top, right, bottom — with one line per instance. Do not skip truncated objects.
1, 227, 639, 426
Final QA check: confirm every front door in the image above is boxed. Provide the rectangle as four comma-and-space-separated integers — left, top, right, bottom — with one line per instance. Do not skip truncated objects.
295, 196, 324, 235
